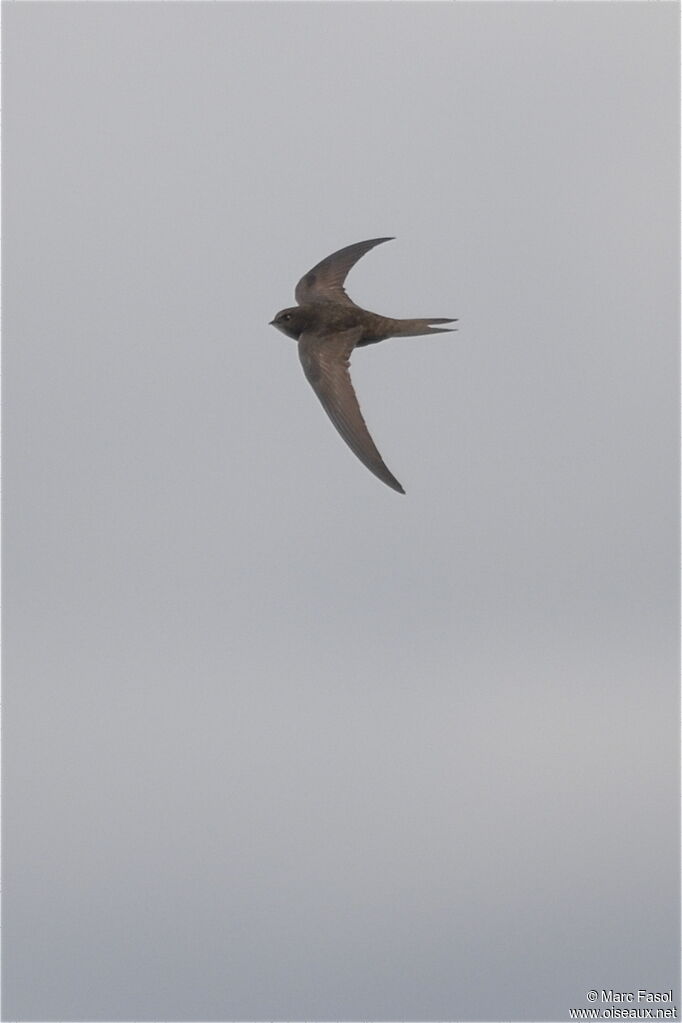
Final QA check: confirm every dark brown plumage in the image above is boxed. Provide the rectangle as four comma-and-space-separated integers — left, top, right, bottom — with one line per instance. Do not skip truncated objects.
269, 237, 456, 494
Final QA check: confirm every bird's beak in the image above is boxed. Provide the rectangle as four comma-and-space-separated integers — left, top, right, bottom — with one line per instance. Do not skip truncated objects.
268, 319, 275, 326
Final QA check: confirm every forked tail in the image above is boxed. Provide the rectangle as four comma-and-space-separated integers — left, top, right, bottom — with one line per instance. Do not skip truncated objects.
393, 317, 457, 337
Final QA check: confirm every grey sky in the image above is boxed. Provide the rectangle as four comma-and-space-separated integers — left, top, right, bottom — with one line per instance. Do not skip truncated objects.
3, 2, 679, 1021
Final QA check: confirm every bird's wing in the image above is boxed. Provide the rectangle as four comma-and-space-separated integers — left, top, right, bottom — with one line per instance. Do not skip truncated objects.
294, 237, 394, 307
298, 328, 405, 494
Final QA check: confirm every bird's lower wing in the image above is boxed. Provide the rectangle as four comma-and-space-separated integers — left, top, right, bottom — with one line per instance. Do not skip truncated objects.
294, 237, 394, 307
298, 329, 405, 494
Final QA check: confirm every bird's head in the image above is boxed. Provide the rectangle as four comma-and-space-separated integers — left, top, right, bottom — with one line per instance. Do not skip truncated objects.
269, 307, 309, 340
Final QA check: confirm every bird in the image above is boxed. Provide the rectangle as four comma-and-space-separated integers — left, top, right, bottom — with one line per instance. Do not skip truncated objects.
269, 237, 456, 494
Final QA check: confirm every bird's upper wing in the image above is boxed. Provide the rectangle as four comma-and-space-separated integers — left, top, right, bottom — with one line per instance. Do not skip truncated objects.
294, 237, 394, 307
298, 328, 405, 494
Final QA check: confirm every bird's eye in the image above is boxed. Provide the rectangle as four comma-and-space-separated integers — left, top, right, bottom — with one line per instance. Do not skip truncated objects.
282, 314, 291, 321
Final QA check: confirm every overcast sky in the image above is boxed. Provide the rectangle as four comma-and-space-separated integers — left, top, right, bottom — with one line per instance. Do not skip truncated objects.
3, 3, 679, 1021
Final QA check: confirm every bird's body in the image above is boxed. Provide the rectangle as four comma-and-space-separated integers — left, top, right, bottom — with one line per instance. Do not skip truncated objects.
269, 237, 455, 493
272, 300, 450, 347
